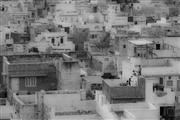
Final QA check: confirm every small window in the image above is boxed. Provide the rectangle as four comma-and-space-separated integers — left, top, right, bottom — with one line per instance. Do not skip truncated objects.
159, 77, 163, 85
166, 80, 173, 87
51, 38, 55, 45
60, 37, 63, 44
94, 34, 97, 38
168, 76, 171, 79
32, 13, 35, 17
134, 47, 137, 53
25, 77, 37, 87
5, 34, 10, 39
1, 6, 5, 11
91, 34, 97, 39
123, 44, 126, 48
153, 83, 164, 92
156, 44, 161, 50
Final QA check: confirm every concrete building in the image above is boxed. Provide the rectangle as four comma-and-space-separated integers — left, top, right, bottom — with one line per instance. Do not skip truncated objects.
33, 0, 47, 18
89, 54, 117, 75
53, 0, 79, 27
42, 90, 102, 120
0, 98, 15, 120
11, 32, 30, 54
2, 54, 58, 97
81, 76, 103, 100
128, 39, 154, 58
10, 90, 102, 120
95, 78, 159, 120
55, 53, 81, 90
142, 60, 180, 120
121, 57, 180, 119
28, 30, 75, 53
102, 77, 145, 104
95, 58, 180, 119
0, 0, 29, 32
0, 27, 14, 55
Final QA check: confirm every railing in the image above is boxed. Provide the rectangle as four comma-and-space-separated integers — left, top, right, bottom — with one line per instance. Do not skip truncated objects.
8, 63, 50, 76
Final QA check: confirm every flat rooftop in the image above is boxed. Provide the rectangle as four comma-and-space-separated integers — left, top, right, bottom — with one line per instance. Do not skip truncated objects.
82, 76, 103, 84
142, 60, 180, 76
6, 53, 62, 63
55, 114, 103, 120
5, 53, 78, 64
103, 79, 124, 87
129, 39, 153, 45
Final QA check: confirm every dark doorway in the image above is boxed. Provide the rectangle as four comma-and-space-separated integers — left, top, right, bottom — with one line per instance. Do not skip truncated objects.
156, 44, 161, 50
160, 106, 175, 120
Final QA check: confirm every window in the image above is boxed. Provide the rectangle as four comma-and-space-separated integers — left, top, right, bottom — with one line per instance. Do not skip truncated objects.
60, 37, 63, 44
159, 77, 163, 85
123, 44, 126, 48
32, 13, 35, 17
166, 80, 173, 87
153, 83, 164, 92
91, 34, 97, 39
128, 16, 133, 22
156, 44, 160, 50
134, 47, 137, 53
51, 38, 55, 45
25, 77, 37, 87
91, 84, 102, 90
1, 6, 5, 11
168, 76, 171, 79
5, 34, 10, 39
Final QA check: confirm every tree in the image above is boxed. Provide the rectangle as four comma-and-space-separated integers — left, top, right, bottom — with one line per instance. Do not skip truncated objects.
94, 32, 111, 52
72, 28, 89, 51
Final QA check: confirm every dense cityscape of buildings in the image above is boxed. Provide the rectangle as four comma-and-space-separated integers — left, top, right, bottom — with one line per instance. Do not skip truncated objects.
0, 0, 180, 120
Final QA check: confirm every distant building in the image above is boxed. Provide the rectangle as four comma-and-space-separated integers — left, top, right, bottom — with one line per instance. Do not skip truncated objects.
0, 27, 14, 54
28, 30, 75, 53
121, 57, 180, 119
11, 32, 30, 53
81, 76, 103, 100
53, 1, 79, 27
55, 53, 81, 90
142, 60, 180, 120
95, 77, 159, 120
10, 90, 101, 120
102, 78, 145, 103
33, 0, 47, 18
0, 0, 30, 32
128, 39, 154, 58
2, 54, 58, 96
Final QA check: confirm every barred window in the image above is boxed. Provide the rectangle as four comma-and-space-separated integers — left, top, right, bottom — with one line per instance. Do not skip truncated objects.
25, 77, 37, 87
